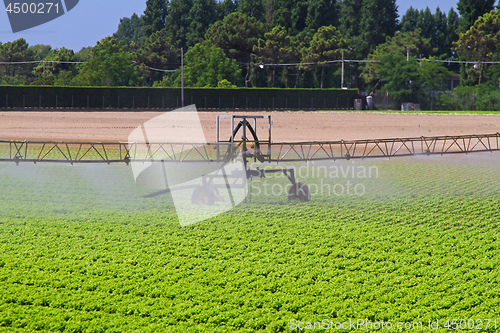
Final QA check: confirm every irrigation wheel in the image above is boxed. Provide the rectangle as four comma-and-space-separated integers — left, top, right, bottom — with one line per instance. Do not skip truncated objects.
191, 186, 216, 205
288, 182, 311, 202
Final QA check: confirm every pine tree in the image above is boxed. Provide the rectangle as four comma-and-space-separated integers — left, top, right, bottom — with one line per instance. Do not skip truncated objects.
400, 7, 419, 32
457, 0, 496, 33
433, 8, 448, 56
454, 10, 500, 84
252, 26, 292, 87
113, 13, 145, 47
216, 0, 238, 20
142, 0, 168, 37
340, 0, 397, 58
339, 0, 362, 50
420, 8, 435, 43
446, 8, 460, 57
305, 0, 338, 33
165, 0, 192, 49
238, 0, 265, 22
186, 0, 217, 47
0, 38, 34, 79
272, 0, 308, 35
401, 6, 460, 58
135, 29, 179, 86
205, 12, 265, 86
303, 26, 348, 88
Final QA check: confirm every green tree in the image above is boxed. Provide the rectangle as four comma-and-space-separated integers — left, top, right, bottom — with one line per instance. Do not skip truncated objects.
339, 0, 362, 60
303, 26, 348, 88
217, 78, 237, 88
340, 0, 398, 58
173, 42, 241, 87
305, 0, 338, 33
435, 85, 478, 110
399, 7, 419, 32
205, 12, 265, 86
30, 44, 52, 61
165, 0, 192, 49
290, 31, 313, 87
252, 25, 292, 87
272, 0, 308, 35
378, 53, 421, 103
361, 31, 433, 89
418, 56, 452, 109
27, 44, 53, 85
264, 0, 274, 25
32, 47, 78, 86
186, 0, 217, 47
363, 33, 451, 106
454, 10, 500, 85
74, 47, 92, 62
72, 37, 139, 86
113, 13, 145, 47
142, 0, 168, 37
419, 8, 436, 44
487, 63, 500, 89
272, 32, 306, 88
447, 8, 460, 57
359, 0, 398, 57
216, 0, 238, 20
400, 7, 460, 58
205, 12, 265, 62
433, 8, 448, 56
135, 29, 179, 86
378, 53, 450, 108
0, 38, 34, 83
457, 0, 496, 33
238, 0, 265, 22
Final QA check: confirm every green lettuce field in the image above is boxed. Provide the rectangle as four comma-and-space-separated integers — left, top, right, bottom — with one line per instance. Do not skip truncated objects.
0, 154, 499, 332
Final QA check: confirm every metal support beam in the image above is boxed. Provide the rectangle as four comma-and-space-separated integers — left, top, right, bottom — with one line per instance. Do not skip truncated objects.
0, 133, 499, 165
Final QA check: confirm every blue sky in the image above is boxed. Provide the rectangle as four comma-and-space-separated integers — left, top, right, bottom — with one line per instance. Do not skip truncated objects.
0, 0, 460, 52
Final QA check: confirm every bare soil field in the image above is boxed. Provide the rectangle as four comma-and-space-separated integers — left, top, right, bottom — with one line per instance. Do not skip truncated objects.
0, 111, 499, 142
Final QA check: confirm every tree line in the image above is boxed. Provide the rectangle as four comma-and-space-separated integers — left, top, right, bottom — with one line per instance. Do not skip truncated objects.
0, 0, 499, 109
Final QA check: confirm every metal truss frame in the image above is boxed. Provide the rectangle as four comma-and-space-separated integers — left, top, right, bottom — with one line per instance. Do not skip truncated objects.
1, 133, 499, 165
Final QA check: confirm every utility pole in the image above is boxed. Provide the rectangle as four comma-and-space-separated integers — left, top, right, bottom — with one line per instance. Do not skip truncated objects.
341, 50, 344, 89
181, 47, 184, 107
407, 47, 410, 63
254, 63, 257, 88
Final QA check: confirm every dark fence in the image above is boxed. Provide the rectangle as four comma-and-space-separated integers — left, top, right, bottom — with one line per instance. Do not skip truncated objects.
0, 86, 357, 111
372, 91, 399, 110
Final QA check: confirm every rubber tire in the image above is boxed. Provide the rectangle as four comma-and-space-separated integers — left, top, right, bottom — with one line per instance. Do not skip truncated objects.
288, 182, 311, 202
191, 186, 215, 205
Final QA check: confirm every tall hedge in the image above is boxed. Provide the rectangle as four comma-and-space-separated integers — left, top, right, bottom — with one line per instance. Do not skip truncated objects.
0, 86, 357, 110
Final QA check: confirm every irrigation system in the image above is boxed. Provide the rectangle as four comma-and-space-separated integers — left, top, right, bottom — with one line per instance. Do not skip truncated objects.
1, 115, 500, 202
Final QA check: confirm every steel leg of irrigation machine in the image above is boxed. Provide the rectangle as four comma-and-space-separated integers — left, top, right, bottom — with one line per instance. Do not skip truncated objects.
246, 167, 311, 202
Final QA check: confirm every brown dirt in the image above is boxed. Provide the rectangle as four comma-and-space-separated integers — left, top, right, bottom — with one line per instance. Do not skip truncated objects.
0, 111, 499, 142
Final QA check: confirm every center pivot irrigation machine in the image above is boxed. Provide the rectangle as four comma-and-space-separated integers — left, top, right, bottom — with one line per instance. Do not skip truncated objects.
1, 113, 500, 205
